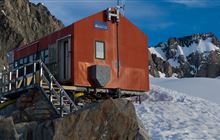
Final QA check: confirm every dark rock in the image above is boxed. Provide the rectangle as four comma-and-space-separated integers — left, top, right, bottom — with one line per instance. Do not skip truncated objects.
149, 67, 159, 77
0, 102, 17, 116
207, 64, 220, 78
0, 117, 19, 140
0, 99, 151, 140
196, 64, 208, 77
15, 121, 38, 140
164, 62, 172, 77
178, 55, 186, 64
0, 89, 56, 123
149, 51, 159, 77
53, 99, 150, 140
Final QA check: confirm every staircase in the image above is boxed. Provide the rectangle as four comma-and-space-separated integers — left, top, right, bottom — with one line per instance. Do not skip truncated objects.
0, 60, 78, 117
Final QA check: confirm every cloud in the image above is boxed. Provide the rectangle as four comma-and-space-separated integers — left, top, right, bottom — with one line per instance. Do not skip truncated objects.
166, 0, 220, 8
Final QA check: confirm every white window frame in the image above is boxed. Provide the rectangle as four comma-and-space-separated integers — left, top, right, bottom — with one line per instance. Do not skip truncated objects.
95, 41, 105, 59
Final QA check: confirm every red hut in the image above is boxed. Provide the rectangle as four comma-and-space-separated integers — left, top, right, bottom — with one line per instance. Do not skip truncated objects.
8, 8, 149, 95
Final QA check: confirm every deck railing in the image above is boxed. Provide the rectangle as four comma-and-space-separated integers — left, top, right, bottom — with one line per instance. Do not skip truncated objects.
0, 60, 78, 116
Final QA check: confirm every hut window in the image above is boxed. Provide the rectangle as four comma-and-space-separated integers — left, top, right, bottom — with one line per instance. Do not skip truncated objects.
33, 53, 37, 60
24, 57, 28, 64
19, 58, 24, 66
14, 61, 18, 68
41, 50, 44, 59
29, 55, 33, 62
95, 41, 105, 59
44, 49, 49, 64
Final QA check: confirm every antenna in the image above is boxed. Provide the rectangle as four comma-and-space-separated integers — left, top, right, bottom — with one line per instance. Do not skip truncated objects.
116, 0, 126, 16
107, 0, 125, 22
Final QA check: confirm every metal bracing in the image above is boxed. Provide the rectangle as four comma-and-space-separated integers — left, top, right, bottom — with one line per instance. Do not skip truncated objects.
0, 60, 78, 117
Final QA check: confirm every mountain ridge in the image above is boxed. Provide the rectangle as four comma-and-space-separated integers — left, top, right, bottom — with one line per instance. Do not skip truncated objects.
149, 32, 220, 78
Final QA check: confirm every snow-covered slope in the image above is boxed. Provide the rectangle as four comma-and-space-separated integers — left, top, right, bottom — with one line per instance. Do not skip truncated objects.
135, 85, 220, 140
151, 77, 220, 104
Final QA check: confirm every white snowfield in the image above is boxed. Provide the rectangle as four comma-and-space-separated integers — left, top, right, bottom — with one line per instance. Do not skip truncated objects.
151, 77, 220, 104
135, 83, 220, 140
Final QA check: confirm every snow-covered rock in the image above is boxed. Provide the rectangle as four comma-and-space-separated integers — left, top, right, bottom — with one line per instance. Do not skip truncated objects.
149, 33, 220, 78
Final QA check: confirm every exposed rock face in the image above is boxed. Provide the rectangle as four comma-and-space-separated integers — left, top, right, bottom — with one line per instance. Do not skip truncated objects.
0, 89, 56, 123
0, 0, 64, 65
0, 99, 150, 140
149, 33, 220, 78
0, 117, 19, 140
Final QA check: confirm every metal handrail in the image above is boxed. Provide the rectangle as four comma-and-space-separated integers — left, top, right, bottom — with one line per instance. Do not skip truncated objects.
41, 73, 74, 114
40, 61, 78, 112
0, 60, 78, 116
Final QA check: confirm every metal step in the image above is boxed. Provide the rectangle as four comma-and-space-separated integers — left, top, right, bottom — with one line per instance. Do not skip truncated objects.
42, 86, 61, 90
42, 83, 77, 91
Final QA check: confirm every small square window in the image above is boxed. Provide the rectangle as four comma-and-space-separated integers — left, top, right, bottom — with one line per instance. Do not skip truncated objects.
24, 57, 28, 64
95, 41, 105, 59
14, 61, 18, 68
41, 51, 44, 59
19, 59, 24, 65
45, 49, 48, 57
29, 55, 33, 62
33, 54, 36, 60
45, 56, 49, 64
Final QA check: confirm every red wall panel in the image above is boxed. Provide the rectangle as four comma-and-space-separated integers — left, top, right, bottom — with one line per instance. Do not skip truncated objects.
73, 10, 149, 91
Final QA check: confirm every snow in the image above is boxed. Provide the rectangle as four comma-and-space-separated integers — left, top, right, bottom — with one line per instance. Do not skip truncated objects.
167, 59, 180, 68
134, 77, 220, 139
181, 38, 219, 57
142, 37, 220, 139
1, 10, 6, 16
151, 77, 220, 104
196, 38, 219, 53
149, 47, 166, 60
135, 85, 220, 140
177, 45, 184, 56
149, 38, 219, 68
158, 71, 166, 78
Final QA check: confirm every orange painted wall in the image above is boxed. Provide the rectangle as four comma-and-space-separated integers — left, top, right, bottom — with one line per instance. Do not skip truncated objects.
73, 10, 149, 91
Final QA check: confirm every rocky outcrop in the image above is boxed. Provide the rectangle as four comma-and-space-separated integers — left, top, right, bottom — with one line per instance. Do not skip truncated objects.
149, 33, 220, 78
0, 117, 19, 140
0, 89, 56, 123
0, 99, 150, 140
149, 53, 173, 77
0, 0, 64, 65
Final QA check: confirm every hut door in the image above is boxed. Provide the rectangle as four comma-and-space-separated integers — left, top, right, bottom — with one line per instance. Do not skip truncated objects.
58, 37, 71, 82
48, 43, 58, 79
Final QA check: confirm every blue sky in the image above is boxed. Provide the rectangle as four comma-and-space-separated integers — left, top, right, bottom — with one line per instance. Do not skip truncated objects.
32, 0, 220, 46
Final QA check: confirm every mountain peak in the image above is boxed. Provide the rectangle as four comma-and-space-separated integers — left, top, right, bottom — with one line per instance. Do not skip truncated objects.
149, 33, 220, 78
153, 32, 220, 49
